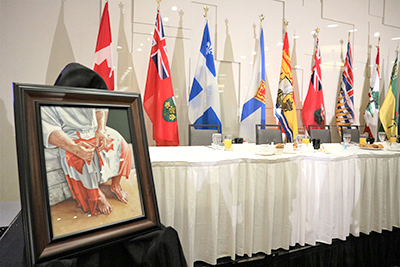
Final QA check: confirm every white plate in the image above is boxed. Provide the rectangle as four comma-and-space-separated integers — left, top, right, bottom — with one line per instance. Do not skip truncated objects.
387, 147, 400, 151
359, 146, 384, 150
283, 150, 297, 154
255, 151, 275, 156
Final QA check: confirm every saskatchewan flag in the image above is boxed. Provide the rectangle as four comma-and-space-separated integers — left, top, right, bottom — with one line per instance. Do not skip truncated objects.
379, 49, 398, 137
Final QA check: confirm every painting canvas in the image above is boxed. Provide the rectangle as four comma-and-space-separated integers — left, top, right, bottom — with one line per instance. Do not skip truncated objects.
13, 83, 160, 265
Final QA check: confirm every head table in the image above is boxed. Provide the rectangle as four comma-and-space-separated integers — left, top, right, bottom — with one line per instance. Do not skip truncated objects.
148, 144, 400, 266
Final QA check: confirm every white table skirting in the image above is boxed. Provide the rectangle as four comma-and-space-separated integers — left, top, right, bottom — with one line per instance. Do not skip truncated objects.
149, 145, 400, 266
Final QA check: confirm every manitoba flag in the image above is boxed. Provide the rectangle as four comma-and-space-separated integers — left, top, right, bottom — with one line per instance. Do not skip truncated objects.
143, 9, 179, 146
302, 37, 325, 133
93, 1, 114, 90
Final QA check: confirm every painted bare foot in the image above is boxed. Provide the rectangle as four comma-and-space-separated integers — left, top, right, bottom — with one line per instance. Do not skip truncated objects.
110, 185, 129, 204
97, 190, 112, 215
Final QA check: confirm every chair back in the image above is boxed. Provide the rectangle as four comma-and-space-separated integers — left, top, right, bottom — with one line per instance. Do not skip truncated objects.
255, 124, 283, 144
339, 125, 359, 143
188, 124, 220, 146
308, 125, 331, 143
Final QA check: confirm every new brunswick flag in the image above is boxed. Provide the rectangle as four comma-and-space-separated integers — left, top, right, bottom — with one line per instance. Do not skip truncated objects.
275, 32, 298, 142
143, 9, 179, 146
379, 49, 398, 137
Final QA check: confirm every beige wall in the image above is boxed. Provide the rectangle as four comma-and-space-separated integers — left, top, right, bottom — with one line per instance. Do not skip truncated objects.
1, 0, 400, 225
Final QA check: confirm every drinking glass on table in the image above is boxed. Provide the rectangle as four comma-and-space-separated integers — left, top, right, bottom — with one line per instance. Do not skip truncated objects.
390, 134, 397, 144
378, 132, 386, 142
343, 133, 351, 149
224, 134, 232, 150
296, 134, 305, 147
212, 133, 222, 149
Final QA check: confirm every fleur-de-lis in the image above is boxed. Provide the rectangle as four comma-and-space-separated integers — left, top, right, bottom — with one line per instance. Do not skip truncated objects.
206, 42, 212, 55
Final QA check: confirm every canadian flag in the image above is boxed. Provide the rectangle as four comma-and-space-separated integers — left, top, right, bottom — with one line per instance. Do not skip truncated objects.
93, 1, 114, 90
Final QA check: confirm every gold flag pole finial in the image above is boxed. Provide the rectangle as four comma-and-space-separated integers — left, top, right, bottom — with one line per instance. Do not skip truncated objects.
348, 31, 351, 41
259, 14, 265, 26
378, 37, 381, 47
315, 27, 320, 38
203, 6, 209, 18
156, 0, 161, 10
283, 19, 289, 33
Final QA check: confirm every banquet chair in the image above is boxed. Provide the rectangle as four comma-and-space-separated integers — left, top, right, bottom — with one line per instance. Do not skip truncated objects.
308, 125, 331, 143
339, 125, 360, 143
255, 124, 283, 144
188, 124, 220, 146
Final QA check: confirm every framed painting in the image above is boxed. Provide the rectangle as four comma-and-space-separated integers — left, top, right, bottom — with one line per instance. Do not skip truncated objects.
13, 83, 161, 265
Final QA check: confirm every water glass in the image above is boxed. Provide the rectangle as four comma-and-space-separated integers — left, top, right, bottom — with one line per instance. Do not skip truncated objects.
296, 134, 305, 147
378, 132, 386, 142
343, 133, 351, 148
212, 133, 222, 148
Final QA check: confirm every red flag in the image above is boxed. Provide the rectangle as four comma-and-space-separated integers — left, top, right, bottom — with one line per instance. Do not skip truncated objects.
93, 2, 114, 91
144, 10, 179, 146
302, 37, 325, 133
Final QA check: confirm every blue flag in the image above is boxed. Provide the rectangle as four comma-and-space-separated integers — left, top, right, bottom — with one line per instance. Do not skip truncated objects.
188, 21, 221, 130
239, 27, 266, 142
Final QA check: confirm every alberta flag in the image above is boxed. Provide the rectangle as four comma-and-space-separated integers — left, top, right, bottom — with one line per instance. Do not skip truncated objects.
188, 20, 221, 130
143, 9, 179, 146
239, 27, 266, 143
93, 1, 114, 90
379, 49, 398, 137
335, 40, 355, 134
302, 37, 325, 133
363, 45, 380, 138
275, 32, 298, 142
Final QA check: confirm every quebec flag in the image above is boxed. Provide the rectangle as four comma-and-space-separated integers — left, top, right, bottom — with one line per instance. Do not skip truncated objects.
188, 21, 221, 130
239, 27, 266, 143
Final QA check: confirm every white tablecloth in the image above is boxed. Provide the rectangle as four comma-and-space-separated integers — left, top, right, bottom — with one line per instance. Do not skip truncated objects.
149, 145, 400, 266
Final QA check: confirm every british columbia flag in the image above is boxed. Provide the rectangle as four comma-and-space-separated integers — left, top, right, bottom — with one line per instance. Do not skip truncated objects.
335, 40, 355, 133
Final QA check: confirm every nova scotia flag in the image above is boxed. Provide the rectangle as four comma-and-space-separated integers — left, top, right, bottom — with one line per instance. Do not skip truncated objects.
239, 27, 266, 142
188, 21, 221, 130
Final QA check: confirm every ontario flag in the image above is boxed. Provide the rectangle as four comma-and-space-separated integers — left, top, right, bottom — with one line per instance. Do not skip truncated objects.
275, 32, 298, 142
143, 9, 179, 146
335, 40, 355, 134
302, 37, 325, 133
363, 44, 380, 139
93, 1, 114, 91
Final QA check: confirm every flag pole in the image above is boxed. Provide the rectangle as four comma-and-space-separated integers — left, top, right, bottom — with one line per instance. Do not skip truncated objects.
203, 6, 209, 18
348, 31, 351, 42
283, 19, 289, 34
378, 37, 380, 47
260, 14, 265, 26
156, 0, 161, 10
315, 27, 320, 38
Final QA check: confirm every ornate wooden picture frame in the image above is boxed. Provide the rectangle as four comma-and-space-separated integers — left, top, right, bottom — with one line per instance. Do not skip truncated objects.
13, 83, 160, 265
